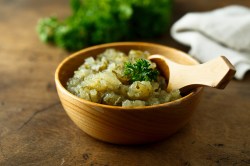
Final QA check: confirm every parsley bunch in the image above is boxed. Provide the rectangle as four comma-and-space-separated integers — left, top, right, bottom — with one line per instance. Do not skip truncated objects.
124, 59, 159, 82
37, 0, 172, 51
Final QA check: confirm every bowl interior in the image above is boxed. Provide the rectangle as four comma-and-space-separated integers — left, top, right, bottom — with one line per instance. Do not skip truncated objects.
57, 42, 199, 90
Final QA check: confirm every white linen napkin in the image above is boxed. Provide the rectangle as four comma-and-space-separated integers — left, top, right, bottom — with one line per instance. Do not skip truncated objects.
171, 5, 250, 80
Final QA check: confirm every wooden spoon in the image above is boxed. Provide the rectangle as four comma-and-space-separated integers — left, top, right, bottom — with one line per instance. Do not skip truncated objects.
149, 54, 236, 94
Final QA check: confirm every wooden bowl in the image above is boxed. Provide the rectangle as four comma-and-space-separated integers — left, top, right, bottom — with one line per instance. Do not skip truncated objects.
55, 42, 203, 144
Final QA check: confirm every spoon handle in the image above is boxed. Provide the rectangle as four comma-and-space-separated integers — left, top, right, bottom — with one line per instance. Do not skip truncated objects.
173, 56, 236, 92
150, 55, 236, 93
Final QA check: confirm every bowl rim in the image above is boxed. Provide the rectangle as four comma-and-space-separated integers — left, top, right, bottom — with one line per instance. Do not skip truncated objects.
55, 42, 203, 111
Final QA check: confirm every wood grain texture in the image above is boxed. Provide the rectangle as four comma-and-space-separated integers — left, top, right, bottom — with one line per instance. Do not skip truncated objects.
0, 0, 250, 165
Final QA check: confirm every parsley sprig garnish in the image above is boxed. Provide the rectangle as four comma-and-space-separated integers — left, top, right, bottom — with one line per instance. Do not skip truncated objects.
124, 59, 159, 82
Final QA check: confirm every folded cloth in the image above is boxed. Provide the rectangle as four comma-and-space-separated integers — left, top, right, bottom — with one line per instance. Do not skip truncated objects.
171, 5, 250, 80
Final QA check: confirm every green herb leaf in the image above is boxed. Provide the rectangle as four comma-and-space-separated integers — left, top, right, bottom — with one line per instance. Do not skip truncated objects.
36, 0, 172, 51
124, 59, 159, 82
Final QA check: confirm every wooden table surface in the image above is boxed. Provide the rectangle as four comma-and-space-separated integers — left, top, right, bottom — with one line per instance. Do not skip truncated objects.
0, 0, 250, 165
